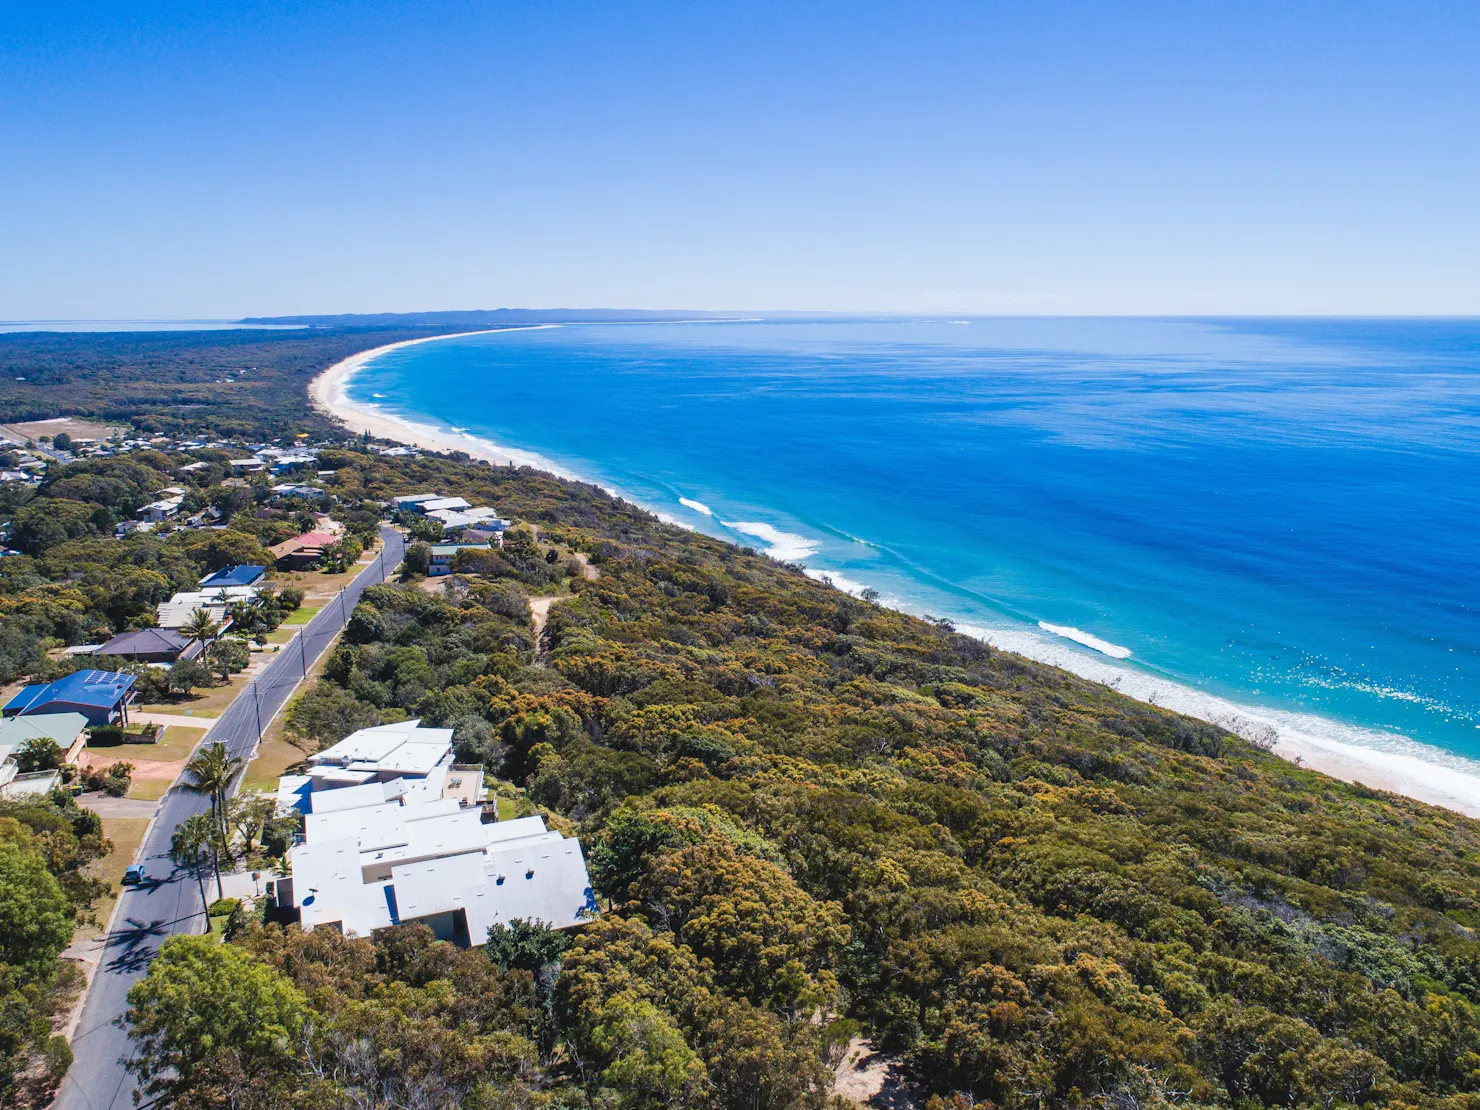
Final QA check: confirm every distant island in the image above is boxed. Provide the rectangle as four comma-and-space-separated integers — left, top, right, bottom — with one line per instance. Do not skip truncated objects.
239, 308, 760, 327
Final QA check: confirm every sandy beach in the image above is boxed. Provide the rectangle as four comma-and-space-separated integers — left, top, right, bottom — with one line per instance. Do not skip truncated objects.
308, 337, 1480, 819
308, 327, 568, 470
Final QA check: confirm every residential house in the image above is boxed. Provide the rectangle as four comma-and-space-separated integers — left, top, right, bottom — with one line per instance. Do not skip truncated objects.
93, 627, 202, 664
200, 564, 266, 589
428, 541, 493, 576
272, 720, 594, 944
156, 586, 256, 630
268, 532, 338, 570
390, 493, 443, 511
139, 495, 184, 522
270, 483, 325, 501
3, 670, 136, 727
425, 507, 509, 534
0, 713, 90, 786
417, 496, 471, 515
269, 453, 318, 474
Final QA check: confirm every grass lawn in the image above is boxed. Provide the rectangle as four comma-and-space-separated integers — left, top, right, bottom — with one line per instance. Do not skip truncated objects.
274, 544, 381, 604
496, 796, 520, 822
241, 622, 340, 792
127, 777, 172, 801
87, 724, 206, 764
281, 604, 322, 626
265, 625, 300, 645
242, 732, 309, 792
135, 674, 249, 717
74, 816, 151, 944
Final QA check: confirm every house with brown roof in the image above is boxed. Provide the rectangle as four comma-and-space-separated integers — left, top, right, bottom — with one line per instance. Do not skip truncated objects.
269, 531, 339, 570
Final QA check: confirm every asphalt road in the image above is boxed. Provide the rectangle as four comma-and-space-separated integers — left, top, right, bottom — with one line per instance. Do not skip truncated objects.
54, 525, 405, 1110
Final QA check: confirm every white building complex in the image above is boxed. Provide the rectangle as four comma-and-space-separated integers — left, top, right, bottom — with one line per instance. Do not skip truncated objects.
273, 719, 596, 945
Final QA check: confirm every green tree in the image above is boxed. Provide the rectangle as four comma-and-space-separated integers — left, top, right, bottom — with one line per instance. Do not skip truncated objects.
403, 540, 432, 576
404, 514, 445, 543
13, 736, 63, 774
182, 742, 242, 898
588, 995, 706, 1110
124, 934, 312, 1105
167, 657, 211, 695
0, 837, 73, 980
206, 637, 250, 681
181, 607, 220, 652
228, 794, 279, 855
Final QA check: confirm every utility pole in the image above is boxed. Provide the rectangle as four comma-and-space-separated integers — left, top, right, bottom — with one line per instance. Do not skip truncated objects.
299, 627, 308, 678
252, 680, 263, 740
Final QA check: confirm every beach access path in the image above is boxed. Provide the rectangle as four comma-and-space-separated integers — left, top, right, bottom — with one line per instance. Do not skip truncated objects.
53, 525, 405, 1110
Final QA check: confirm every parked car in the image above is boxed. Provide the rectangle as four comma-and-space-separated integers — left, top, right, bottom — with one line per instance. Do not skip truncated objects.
123, 864, 146, 885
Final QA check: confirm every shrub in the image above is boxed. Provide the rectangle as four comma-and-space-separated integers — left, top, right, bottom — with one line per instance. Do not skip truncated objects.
45, 1032, 73, 1079
87, 724, 126, 747
103, 761, 133, 797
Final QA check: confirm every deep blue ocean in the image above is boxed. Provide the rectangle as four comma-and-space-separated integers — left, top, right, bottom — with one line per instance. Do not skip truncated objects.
346, 318, 1480, 781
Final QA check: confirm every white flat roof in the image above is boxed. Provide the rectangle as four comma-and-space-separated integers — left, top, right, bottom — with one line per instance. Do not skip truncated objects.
391, 850, 489, 920
309, 766, 379, 788
276, 774, 312, 813
366, 741, 451, 777
306, 803, 409, 853
311, 722, 420, 765
464, 838, 596, 937
308, 780, 391, 813
295, 836, 391, 934
419, 496, 470, 512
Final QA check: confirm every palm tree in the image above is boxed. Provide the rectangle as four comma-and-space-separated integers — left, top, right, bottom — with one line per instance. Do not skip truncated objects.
182, 607, 221, 654
171, 814, 215, 930
182, 741, 242, 899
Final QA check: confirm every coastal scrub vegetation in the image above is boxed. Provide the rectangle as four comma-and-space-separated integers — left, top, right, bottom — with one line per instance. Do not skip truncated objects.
128, 445, 1480, 1110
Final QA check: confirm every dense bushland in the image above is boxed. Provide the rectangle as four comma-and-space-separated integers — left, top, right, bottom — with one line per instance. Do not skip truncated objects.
140, 446, 1480, 1110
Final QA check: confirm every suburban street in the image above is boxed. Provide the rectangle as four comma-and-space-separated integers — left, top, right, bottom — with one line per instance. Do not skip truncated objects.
53, 525, 405, 1110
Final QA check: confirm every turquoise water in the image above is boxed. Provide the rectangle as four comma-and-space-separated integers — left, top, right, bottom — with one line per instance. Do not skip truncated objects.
346, 318, 1480, 770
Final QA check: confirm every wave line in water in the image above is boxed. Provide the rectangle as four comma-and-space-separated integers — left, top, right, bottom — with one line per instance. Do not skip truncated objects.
679, 497, 714, 516
1038, 621, 1133, 658
721, 520, 820, 561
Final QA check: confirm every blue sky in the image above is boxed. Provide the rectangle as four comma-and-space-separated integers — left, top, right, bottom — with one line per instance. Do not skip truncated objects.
2, 1, 1477, 318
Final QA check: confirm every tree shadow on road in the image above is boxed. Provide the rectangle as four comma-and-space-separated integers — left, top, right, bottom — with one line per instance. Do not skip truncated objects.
102, 916, 177, 975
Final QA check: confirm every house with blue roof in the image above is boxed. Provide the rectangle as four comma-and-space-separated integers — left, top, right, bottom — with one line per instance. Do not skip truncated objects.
3, 669, 137, 726
199, 564, 266, 589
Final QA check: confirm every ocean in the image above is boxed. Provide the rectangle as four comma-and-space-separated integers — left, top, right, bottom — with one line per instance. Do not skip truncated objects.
343, 317, 1480, 803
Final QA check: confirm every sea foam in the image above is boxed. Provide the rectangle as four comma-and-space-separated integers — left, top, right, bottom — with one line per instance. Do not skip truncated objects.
721, 521, 821, 562
679, 497, 714, 516
1037, 621, 1133, 658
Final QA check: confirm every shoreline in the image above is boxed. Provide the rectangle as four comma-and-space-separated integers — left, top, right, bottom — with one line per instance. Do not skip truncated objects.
308, 339, 1480, 819
308, 326, 576, 473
